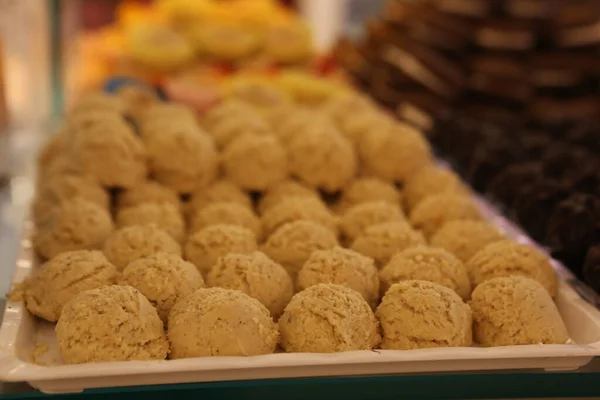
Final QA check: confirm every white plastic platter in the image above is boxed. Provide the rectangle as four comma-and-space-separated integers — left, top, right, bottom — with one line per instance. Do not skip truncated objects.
2, 197, 600, 394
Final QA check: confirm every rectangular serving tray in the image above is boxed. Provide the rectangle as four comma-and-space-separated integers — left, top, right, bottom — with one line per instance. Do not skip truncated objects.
2, 197, 600, 394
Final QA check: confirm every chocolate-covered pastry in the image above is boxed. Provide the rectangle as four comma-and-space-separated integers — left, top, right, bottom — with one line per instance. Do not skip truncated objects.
436, 0, 494, 17
460, 101, 523, 127
555, 19, 600, 48
547, 194, 600, 271
474, 19, 536, 51
464, 127, 524, 190
542, 144, 600, 189
567, 120, 600, 153
528, 97, 600, 124
469, 55, 527, 80
397, 18, 469, 53
485, 162, 543, 210
386, 1, 475, 39
516, 131, 555, 160
514, 180, 569, 243
429, 115, 485, 168
552, 0, 600, 29
504, 0, 558, 19
381, 35, 465, 99
468, 72, 532, 103
396, 91, 450, 132
583, 244, 600, 292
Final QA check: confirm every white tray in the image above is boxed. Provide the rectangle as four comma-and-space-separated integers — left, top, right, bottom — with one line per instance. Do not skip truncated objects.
3, 200, 600, 394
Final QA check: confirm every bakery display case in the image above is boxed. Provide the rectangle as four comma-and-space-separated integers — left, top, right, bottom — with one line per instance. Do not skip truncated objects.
2, 1, 600, 399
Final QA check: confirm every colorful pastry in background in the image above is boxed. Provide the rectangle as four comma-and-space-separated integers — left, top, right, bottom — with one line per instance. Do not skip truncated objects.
71, 0, 338, 105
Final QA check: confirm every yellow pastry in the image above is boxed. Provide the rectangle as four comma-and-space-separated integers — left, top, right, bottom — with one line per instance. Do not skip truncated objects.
188, 23, 261, 61
127, 24, 194, 72
264, 22, 313, 64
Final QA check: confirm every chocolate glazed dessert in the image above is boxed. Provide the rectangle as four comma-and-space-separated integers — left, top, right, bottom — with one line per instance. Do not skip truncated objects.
334, 0, 600, 290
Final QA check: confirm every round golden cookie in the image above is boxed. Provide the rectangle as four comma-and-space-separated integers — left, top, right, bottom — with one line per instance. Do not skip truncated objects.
279, 284, 380, 353
376, 280, 472, 350
119, 252, 205, 322
168, 288, 278, 358
103, 224, 182, 270
116, 180, 181, 210
70, 117, 148, 188
297, 247, 380, 308
56, 285, 168, 364
21, 250, 118, 322
33, 198, 113, 260
409, 193, 482, 238
351, 221, 425, 267
286, 126, 356, 193
116, 203, 186, 243
184, 224, 258, 275
185, 179, 253, 220
207, 113, 270, 150
469, 276, 568, 347
70, 92, 127, 116
403, 166, 467, 211
138, 103, 199, 139
144, 127, 218, 194
379, 247, 471, 300
261, 220, 338, 277
207, 251, 293, 318
340, 201, 405, 243
466, 240, 558, 298
261, 196, 339, 237
201, 99, 255, 131
273, 108, 334, 145
258, 179, 319, 215
33, 175, 109, 223
37, 131, 69, 173
337, 177, 401, 213
189, 201, 262, 239
222, 133, 288, 191
430, 220, 505, 263
358, 122, 432, 183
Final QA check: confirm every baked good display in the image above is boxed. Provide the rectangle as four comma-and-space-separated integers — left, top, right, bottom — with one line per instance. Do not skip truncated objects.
18, 81, 574, 365
71, 0, 335, 115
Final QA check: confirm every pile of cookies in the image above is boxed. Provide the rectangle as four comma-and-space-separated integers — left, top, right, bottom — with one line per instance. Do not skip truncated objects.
11, 82, 568, 364
334, 0, 600, 294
